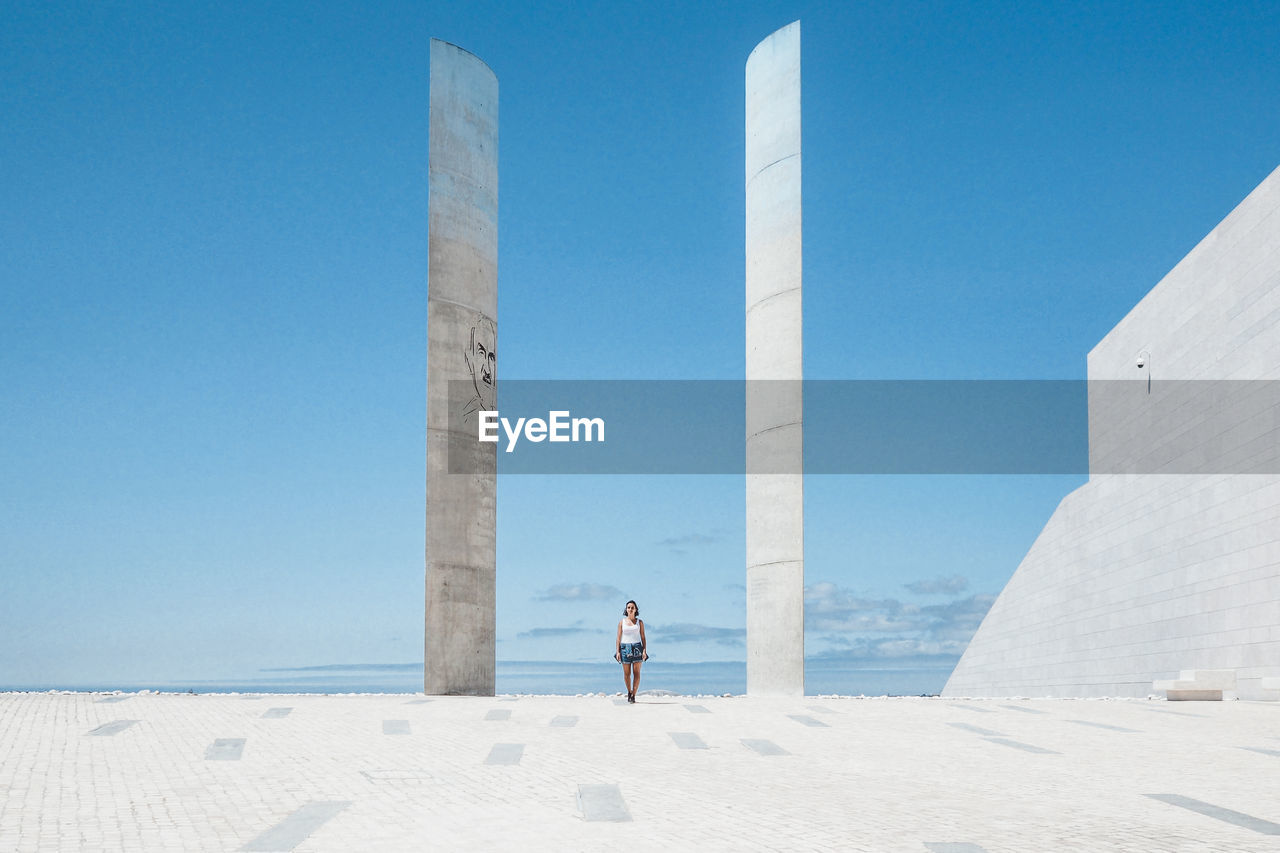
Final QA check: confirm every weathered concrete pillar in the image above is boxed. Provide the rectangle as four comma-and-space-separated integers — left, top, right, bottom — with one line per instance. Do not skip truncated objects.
745, 21, 804, 696
425, 39, 497, 695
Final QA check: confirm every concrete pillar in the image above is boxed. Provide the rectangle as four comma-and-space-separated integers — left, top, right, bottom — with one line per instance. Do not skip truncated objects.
745, 21, 804, 696
425, 39, 498, 695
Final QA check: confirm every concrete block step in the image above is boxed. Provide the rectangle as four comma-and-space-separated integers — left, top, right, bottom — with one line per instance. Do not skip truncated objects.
1154, 669, 1238, 701
1162, 688, 1229, 701
1176, 670, 1237, 689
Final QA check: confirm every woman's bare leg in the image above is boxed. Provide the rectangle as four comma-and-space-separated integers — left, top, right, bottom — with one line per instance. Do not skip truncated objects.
631, 662, 641, 697
622, 663, 632, 695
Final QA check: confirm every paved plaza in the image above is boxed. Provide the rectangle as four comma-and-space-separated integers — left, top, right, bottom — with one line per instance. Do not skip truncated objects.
1, 691, 1278, 851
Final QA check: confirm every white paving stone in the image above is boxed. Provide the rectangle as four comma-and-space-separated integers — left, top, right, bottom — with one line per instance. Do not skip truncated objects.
1, 693, 1278, 851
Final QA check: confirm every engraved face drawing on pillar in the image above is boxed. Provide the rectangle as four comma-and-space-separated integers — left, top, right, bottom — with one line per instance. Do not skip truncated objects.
463, 314, 496, 420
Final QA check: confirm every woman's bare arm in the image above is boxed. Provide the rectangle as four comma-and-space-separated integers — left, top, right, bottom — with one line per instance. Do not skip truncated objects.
614, 620, 622, 660
639, 620, 648, 660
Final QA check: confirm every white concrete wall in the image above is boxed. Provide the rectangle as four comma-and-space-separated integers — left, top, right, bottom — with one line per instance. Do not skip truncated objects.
745, 21, 805, 696
425, 40, 498, 696
944, 166, 1280, 698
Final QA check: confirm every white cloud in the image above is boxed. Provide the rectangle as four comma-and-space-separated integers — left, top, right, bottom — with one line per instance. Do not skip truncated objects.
803, 581, 997, 664
651, 622, 745, 647
903, 574, 969, 596
516, 620, 607, 640
656, 532, 721, 547
803, 582, 925, 632
535, 583, 623, 602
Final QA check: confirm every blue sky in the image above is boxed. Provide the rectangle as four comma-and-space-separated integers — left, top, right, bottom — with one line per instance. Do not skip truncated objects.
3, 1, 1280, 689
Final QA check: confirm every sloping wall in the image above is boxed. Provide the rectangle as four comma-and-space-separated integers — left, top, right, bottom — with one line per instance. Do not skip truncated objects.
943, 166, 1280, 698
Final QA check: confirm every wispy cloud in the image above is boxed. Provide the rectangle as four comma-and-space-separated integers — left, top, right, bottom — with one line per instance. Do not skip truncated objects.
918, 594, 997, 641
803, 581, 996, 665
260, 663, 420, 673
807, 635, 970, 662
516, 620, 606, 640
904, 574, 969, 596
652, 622, 746, 647
656, 532, 721, 548
535, 583, 623, 602
804, 582, 925, 633
656, 530, 726, 555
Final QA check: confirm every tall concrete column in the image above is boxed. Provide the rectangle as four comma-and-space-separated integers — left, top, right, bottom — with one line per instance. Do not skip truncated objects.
425, 39, 498, 695
745, 21, 804, 696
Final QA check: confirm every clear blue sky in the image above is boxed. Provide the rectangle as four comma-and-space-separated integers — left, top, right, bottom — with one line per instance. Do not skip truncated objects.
3, 1, 1279, 687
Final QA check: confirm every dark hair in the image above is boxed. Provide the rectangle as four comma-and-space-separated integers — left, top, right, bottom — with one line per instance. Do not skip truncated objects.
623, 599, 639, 617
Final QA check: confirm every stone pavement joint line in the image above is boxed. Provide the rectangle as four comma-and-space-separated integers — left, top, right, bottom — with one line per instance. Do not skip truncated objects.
361, 769, 437, 781
577, 784, 630, 822
947, 722, 1004, 737
239, 800, 351, 851
1145, 794, 1280, 836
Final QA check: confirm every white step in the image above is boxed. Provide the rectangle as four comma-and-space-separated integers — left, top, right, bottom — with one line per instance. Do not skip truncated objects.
1153, 669, 1238, 701
1176, 670, 1236, 689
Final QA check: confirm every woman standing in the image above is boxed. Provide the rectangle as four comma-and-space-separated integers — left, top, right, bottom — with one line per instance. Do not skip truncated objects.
614, 600, 648, 703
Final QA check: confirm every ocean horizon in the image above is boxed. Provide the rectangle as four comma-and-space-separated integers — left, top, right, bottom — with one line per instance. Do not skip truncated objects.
3, 659, 954, 696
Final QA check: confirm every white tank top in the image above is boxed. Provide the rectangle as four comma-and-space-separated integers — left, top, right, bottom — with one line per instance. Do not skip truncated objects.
620, 619, 641, 643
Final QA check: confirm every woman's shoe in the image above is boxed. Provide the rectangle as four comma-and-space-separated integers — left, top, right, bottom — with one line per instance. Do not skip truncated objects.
627, 692, 634, 703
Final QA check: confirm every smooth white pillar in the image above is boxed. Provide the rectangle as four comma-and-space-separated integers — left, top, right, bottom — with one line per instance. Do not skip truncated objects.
745, 21, 805, 696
